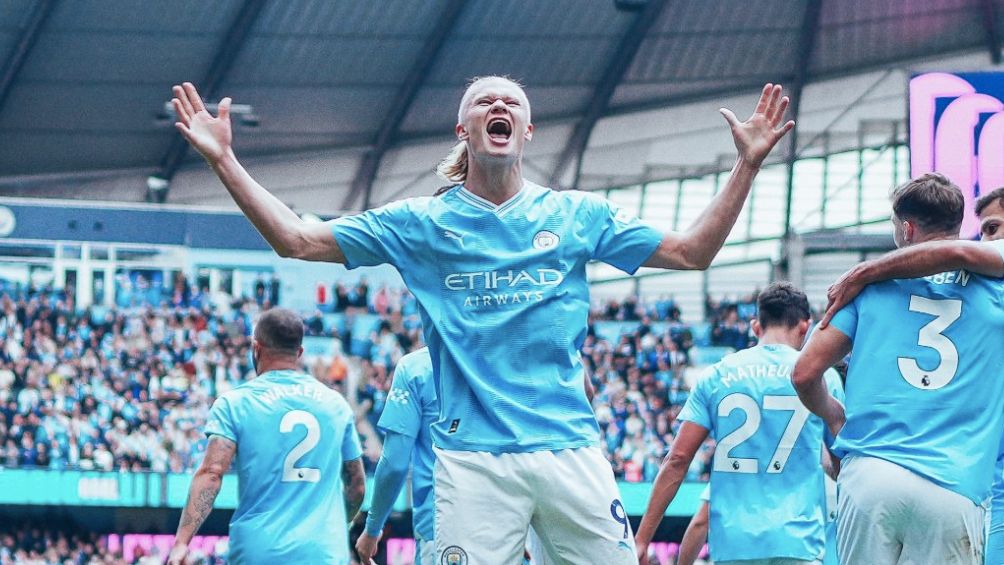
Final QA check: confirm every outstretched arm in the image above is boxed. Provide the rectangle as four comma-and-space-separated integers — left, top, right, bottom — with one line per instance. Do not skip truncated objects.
635, 422, 709, 563
355, 432, 416, 563
644, 84, 794, 270
793, 326, 851, 438
172, 82, 346, 263
168, 435, 236, 565
820, 240, 1004, 327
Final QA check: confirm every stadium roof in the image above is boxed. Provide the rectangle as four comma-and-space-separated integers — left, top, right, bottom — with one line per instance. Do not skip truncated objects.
0, 0, 1001, 210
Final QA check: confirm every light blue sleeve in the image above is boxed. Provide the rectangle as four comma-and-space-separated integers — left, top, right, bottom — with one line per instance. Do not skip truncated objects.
700, 484, 710, 502
205, 395, 238, 443
377, 364, 422, 438
342, 415, 363, 462
586, 194, 663, 274
364, 431, 416, 536
828, 295, 860, 342
330, 200, 415, 269
677, 367, 716, 432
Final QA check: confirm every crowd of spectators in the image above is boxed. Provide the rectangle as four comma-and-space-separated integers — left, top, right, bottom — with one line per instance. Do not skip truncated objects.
0, 280, 769, 485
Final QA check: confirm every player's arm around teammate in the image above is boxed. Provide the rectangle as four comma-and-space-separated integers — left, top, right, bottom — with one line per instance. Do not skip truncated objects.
633, 422, 709, 563
167, 435, 236, 565
819, 185, 1004, 327
642, 84, 794, 271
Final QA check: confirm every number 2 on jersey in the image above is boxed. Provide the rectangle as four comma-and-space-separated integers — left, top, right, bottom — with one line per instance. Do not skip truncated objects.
279, 410, 321, 483
713, 394, 810, 474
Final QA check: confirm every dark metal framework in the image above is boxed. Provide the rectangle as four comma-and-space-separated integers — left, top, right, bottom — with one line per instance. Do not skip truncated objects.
341, 0, 467, 211
0, 0, 56, 121
152, 0, 269, 202
547, 0, 668, 189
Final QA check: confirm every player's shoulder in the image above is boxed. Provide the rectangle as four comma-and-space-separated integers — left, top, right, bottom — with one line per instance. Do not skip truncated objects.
393, 348, 433, 387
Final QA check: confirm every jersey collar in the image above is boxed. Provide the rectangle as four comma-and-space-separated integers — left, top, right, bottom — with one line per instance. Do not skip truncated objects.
456, 183, 529, 218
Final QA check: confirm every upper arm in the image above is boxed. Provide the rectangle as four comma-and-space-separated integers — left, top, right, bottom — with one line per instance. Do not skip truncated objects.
379, 431, 417, 474
642, 232, 713, 271
328, 201, 415, 268
293, 221, 347, 263
199, 435, 237, 477
668, 421, 711, 466
793, 326, 853, 389
341, 457, 366, 492
948, 240, 1004, 277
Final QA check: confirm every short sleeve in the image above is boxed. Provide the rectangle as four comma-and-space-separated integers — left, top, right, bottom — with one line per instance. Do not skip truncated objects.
330, 200, 415, 269
377, 366, 423, 439
342, 415, 363, 462
700, 484, 711, 502
677, 366, 716, 432
587, 195, 663, 274
828, 295, 860, 342
205, 395, 238, 443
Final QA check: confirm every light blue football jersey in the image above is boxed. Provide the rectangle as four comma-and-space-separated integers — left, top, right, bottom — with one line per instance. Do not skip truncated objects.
332, 182, 662, 452
377, 348, 437, 542
829, 241, 1004, 504
205, 370, 363, 565
678, 343, 843, 562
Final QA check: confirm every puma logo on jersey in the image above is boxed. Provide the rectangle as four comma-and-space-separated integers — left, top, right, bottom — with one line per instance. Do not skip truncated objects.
444, 230, 464, 245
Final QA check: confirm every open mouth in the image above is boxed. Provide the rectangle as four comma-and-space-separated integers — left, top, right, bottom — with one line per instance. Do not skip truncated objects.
486, 118, 512, 142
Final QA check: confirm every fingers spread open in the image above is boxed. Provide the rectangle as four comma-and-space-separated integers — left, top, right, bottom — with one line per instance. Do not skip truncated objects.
754, 83, 773, 116
172, 98, 191, 124
768, 95, 789, 125
775, 119, 795, 136
183, 82, 206, 113
173, 85, 196, 119
719, 107, 740, 129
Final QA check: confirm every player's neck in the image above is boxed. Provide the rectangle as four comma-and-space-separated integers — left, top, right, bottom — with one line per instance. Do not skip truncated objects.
757, 329, 803, 350
909, 232, 957, 245
255, 356, 302, 376
464, 158, 524, 206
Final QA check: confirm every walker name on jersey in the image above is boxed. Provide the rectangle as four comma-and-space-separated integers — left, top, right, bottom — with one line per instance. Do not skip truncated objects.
259, 383, 326, 406
444, 268, 564, 309
720, 363, 792, 387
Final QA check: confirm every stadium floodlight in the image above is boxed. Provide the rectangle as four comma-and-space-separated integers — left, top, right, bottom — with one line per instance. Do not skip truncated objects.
155, 101, 260, 127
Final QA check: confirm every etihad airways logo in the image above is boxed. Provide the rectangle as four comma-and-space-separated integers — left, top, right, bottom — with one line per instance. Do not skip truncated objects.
444, 269, 564, 291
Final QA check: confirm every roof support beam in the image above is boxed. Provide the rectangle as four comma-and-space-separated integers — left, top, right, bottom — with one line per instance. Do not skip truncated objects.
982, 0, 1002, 64
548, 0, 668, 189
152, 0, 268, 202
0, 0, 57, 117
342, 0, 467, 211
782, 0, 823, 239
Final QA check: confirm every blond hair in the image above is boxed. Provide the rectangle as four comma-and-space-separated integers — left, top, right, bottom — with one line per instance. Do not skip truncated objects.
434, 75, 529, 186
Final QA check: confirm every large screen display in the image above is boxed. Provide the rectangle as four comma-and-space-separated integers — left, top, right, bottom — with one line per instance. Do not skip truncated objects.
910, 72, 1004, 238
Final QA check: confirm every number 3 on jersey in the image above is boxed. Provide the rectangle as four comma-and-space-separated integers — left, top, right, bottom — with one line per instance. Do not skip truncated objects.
713, 394, 810, 474
280, 410, 321, 483
897, 295, 962, 390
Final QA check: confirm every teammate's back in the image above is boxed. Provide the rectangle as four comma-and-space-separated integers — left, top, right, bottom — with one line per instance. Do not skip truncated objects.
685, 343, 840, 562
636, 282, 840, 565
829, 269, 1004, 502
168, 308, 364, 565
209, 370, 361, 563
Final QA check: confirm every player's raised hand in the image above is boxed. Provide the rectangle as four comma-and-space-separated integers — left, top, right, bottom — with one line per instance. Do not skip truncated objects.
172, 82, 232, 164
720, 83, 795, 168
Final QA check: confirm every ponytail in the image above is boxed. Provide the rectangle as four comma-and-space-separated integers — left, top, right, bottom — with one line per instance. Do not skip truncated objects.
435, 140, 468, 184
